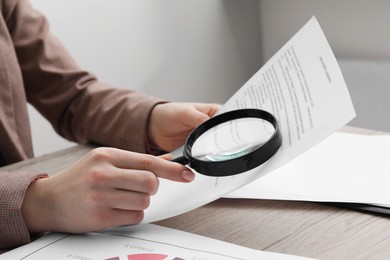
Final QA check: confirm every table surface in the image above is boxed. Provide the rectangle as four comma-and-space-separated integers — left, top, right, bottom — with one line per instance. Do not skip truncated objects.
2, 126, 390, 259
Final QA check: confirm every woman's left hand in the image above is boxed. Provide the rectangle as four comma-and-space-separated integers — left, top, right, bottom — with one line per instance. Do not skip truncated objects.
148, 102, 221, 152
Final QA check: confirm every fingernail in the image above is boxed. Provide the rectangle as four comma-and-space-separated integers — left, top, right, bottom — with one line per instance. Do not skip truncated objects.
182, 170, 195, 182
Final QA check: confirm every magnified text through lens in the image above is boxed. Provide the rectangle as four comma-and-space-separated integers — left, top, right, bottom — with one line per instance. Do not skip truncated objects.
191, 117, 275, 162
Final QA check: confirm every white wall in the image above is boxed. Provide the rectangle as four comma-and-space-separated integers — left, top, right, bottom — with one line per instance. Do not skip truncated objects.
258, 0, 390, 132
258, 0, 390, 61
29, 0, 262, 156
29, 0, 390, 156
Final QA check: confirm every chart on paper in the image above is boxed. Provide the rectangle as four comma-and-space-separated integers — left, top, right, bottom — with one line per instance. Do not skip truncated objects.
25, 232, 203, 260
0, 224, 311, 260
107, 253, 184, 260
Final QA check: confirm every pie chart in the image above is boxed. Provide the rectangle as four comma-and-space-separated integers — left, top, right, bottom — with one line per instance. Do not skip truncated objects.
106, 254, 184, 260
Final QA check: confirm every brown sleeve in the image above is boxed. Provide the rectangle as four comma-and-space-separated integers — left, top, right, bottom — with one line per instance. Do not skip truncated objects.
9, 0, 164, 153
0, 171, 48, 249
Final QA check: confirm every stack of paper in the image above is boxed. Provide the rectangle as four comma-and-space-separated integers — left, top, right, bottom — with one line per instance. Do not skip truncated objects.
227, 132, 390, 207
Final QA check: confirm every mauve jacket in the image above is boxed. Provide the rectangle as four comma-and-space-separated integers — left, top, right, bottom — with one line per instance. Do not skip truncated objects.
0, 0, 163, 249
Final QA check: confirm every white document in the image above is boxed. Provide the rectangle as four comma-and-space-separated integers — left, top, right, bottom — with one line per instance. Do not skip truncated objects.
0, 224, 312, 260
142, 16, 355, 223
226, 132, 390, 205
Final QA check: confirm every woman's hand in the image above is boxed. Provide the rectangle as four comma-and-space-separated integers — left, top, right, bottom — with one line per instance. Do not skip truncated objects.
21, 148, 194, 234
148, 102, 221, 152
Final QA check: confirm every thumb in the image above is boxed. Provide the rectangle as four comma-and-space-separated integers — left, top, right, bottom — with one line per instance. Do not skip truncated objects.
176, 103, 220, 130
182, 107, 210, 128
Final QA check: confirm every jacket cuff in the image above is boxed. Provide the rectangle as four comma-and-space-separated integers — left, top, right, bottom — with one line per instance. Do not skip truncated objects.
0, 171, 48, 249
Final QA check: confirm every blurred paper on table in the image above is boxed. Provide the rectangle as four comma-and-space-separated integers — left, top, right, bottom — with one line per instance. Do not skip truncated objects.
0, 224, 313, 260
226, 132, 390, 206
142, 16, 355, 223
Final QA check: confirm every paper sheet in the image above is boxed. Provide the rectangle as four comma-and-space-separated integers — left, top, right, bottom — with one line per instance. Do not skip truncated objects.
226, 132, 390, 206
0, 224, 312, 260
142, 16, 355, 223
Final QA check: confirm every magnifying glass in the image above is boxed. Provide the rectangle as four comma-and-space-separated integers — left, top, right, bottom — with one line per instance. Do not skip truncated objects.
173, 108, 282, 177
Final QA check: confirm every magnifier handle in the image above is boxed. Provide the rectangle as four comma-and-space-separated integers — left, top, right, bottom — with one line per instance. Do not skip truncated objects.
172, 156, 189, 165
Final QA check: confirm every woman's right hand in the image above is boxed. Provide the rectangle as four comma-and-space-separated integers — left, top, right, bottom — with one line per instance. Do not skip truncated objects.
21, 147, 194, 234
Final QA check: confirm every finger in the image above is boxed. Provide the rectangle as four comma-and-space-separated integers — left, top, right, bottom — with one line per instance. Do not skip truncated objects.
93, 208, 145, 230
133, 156, 195, 183
179, 103, 221, 129
108, 208, 145, 226
97, 148, 194, 183
124, 153, 194, 182
105, 168, 160, 194
100, 189, 152, 211
178, 106, 211, 129
158, 153, 173, 160
193, 103, 221, 117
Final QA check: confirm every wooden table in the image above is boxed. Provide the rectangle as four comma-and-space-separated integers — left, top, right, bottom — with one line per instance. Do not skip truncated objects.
2, 127, 390, 259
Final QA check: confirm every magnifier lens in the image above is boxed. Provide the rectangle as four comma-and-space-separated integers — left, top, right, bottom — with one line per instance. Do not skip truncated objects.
191, 118, 275, 162
174, 108, 282, 177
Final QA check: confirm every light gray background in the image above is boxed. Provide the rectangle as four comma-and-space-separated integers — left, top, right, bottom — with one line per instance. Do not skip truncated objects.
29, 0, 390, 156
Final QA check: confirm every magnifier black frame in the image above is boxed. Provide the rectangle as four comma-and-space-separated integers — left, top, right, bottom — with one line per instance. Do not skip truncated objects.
174, 108, 282, 177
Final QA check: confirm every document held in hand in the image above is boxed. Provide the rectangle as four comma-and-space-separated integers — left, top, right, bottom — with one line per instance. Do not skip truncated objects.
143, 16, 356, 222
